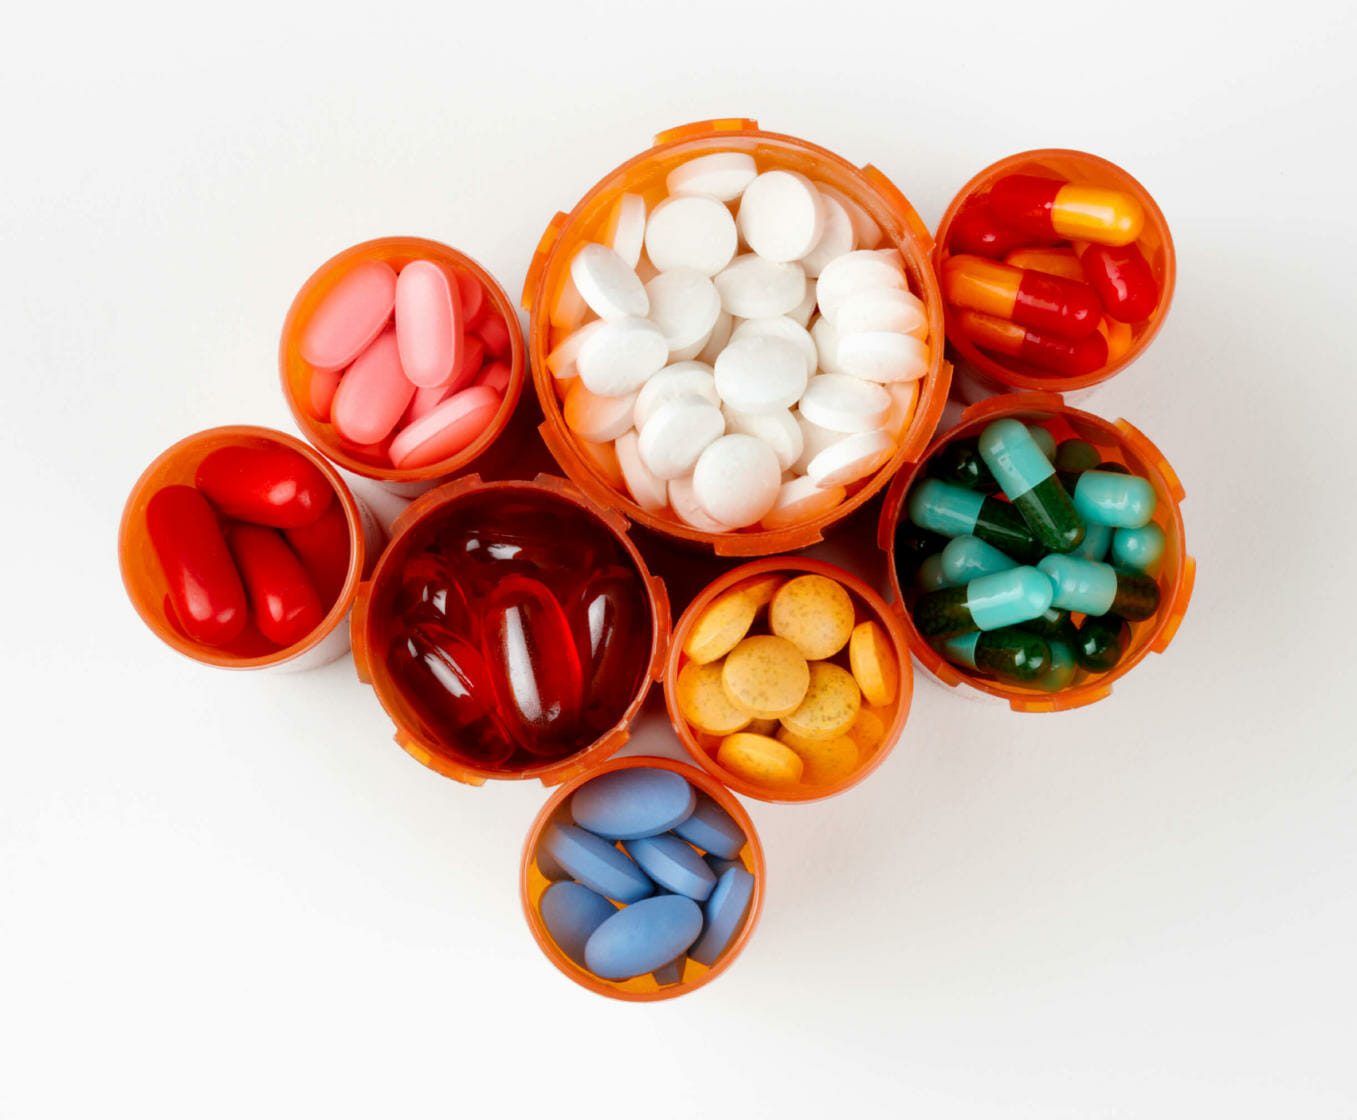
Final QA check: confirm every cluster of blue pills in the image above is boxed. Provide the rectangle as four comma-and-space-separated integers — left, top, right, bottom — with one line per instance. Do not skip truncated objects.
898, 418, 1167, 690
536, 767, 756, 985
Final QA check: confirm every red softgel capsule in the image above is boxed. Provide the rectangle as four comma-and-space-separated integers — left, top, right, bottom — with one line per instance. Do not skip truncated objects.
226, 523, 325, 648
195, 445, 334, 529
568, 565, 649, 733
145, 485, 249, 646
283, 503, 352, 608
1077, 242, 1160, 323
396, 553, 474, 633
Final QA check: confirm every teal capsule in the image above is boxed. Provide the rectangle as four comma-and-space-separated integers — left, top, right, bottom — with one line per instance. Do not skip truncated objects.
940, 535, 1017, 585
1034, 639, 1079, 691
1037, 555, 1160, 621
1027, 425, 1057, 460
930, 439, 998, 492
916, 553, 949, 591
1073, 522, 1112, 562
913, 566, 1053, 637
942, 628, 1051, 682
1111, 523, 1166, 575
978, 418, 1085, 553
1059, 468, 1157, 529
1020, 607, 1078, 645
907, 479, 1043, 563
1054, 439, 1101, 472
1076, 615, 1131, 672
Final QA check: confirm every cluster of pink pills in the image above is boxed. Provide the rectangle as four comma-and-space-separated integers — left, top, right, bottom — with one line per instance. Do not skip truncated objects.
299, 257, 514, 469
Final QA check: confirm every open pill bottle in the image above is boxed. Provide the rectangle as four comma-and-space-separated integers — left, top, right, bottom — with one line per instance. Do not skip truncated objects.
522, 118, 952, 556
935, 149, 1175, 395
878, 392, 1195, 711
665, 557, 913, 803
350, 474, 670, 787
521, 755, 765, 1001
119, 426, 379, 671
280, 237, 526, 495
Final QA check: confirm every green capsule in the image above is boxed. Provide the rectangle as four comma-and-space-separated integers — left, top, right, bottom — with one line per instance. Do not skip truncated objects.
1058, 468, 1157, 530
894, 521, 948, 578
1073, 522, 1113, 562
1054, 439, 1101, 472
914, 566, 1054, 637
1033, 639, 1079, 692
1076, 615, 1131, 672
1111, 523, 1166, 575
907, 479, 1044, 563
1038, 555, 1161, 621
1020, 607, 1078, 646
942, 628, 1051, 681
930, 438, 998, 492
978, 419, 1085, 553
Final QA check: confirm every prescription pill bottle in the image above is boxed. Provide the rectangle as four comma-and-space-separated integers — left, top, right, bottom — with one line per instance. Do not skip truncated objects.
664, 557, 914, 803
936, 149, 1175, 395
523, 118, 952, 556
521, 754, 766, 1001
350, 474, 670, 786
119, 425, 381, 671
280, 236, 526, 497
877, 392, 1195, 711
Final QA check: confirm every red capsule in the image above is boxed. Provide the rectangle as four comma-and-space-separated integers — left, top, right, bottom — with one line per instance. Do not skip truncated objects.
943, 255, 1101, 339
283, 503, 352, 608
226, 523, 325, 647
1076, 241, 1159, 323
476, 313, 513, 361
568, 565, 650, 733
989, 174, 1145, 247
195, 445, 334, 529
955, 309, 1109, 377
947, 197, 1054, 258
396, 552, 474, 633
145, 485, 248, 646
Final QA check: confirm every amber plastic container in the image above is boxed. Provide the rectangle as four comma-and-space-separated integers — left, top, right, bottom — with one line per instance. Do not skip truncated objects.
350, 474, 670, 787
280, 236, 526, 495
521, 754, 765, 1002
119, 426, 379, 671
665, 557, 914, 803
878, 392, 1195, 712
522, 118, 952, 556
935, 149, 1175, 395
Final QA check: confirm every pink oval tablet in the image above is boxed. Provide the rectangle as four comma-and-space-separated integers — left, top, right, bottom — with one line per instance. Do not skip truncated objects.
476, 313, 514, 360
454, 269, 487, 327
331, 327, 416, 446
395, 260, 463, 388
475, 361, 511, 395
388, 385, 502, 470
450, 333, 486, 393
299, 260, 397, 371
308, 366, 342, 421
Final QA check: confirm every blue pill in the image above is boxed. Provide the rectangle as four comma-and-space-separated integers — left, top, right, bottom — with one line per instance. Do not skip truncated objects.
585, 895, 704, 980
539, 823, 655, 903
1112, 523, 1165, 574
623, 834, 717, 901
673, 792, 746, 860
940, 535, 1016, 585
652, 956, 687, 986
690, 865, 756, 967
535, 844, 569, 882
1073, 522, 1112, 562
571, 768, 697, 840
706, 855, 743, 879
540, 881, 617, 967
1069, 470, 1157, 529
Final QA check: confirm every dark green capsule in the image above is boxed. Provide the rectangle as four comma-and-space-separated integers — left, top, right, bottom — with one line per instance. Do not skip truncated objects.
1076, 614, 1132, 672
929, 438, 999, 492
978, 419, 1086, 553
1020, 607, 1078, 645
1054, 439, 1101, 473
942, 628, 1051, 682
907, 479, 1044, 563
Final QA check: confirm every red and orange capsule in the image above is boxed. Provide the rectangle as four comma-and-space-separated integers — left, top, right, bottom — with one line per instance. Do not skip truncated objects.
989, 174, 1145, 247
1002, 247, 1085, 283
942, 254, 1101, 339
954, 309, 1108, 377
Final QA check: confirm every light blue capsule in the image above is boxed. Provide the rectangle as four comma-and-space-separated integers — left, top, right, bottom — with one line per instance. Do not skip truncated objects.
1112, 523, 1166, 574
1037, 555, 1118, 616
908, 478, 986, 538
966, 566, 1053, 630
978, 418, 1055, 499
940, 535, 1017, 585
916, 553, 950, 591
1073, 522, 1112, 562
1070, 470, 1157, 529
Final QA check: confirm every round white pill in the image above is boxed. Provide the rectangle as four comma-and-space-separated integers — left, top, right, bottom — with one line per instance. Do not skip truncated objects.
722, 406, 803, 472
713, 254, 806, 319
645, 195, 738, 277
798, 373, 890, 433
760, 475, 848, 531
836, 331, 929, 383
799, 193, 856, 277
615, 430, 668, 512
571, 243, 649, 321
730, 316, 817, 379
697, 310, 734, 364
835, 287, 928, 338
638, 395, 725, 480
882, 380, 919, 439
564, 380, 638, 443
815, 250, 906, 321
810, 315, 846, 375
668, 474, 733, 533
634, 362, 719, 430
577, 317, 668, 396
666, 152, 758, 202
737, 170, 825, 263
816, 183, 883, 250
788, 281, 817, 328
806, 429, 895, 487
605, 193, 647, 268
714, 335, 809, 414
794, 408, 851, 473
692, 434, 781, 529
644, 268, 722, 353
547, 319, 605, 380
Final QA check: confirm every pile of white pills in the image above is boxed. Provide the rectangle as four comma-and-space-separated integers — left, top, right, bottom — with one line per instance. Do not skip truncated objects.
547, 151, 930, 533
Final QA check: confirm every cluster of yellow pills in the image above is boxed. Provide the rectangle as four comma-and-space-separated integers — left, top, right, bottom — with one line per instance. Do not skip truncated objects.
675, 571, 899, 792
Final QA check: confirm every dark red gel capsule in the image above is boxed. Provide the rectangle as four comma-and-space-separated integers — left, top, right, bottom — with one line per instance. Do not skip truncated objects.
283, 503, 351, 607
568, 565, 649, 732
195, 445, 334, 529
145, 485, 249, 647
396, 553, 473, 632
226, 523, 325, 648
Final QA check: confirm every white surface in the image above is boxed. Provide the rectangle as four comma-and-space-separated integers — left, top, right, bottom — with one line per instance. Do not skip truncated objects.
3, 2, 1356, 1117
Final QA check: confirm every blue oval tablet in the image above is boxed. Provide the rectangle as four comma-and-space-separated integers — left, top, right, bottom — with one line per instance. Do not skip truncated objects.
689, 865, 756, 967
539, 823, 655, 904
540, 881, 616, 966
652, 956, 687, 986
585, 895, 704, 980
623, 834, 717, 901
535, 844, 569, 882
672, 792, 746, 859
571, 768, 697, 840
706, 855, 743, 879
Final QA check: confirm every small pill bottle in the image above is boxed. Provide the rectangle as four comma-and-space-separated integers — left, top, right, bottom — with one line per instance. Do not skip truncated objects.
935, 149, 1175, 396
664, 557, 914, 803
878, 392, 1195, 711
119, 426, 380, 671
279, 237, 526, 497
350, 474, 670, 787
521, 755, 765, 1001
522, 118, 952, 556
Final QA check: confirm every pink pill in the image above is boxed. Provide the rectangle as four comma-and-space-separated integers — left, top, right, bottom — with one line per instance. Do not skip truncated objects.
331, 327, 415, 446
308, 366, 342, 421
455, 269, 487, 327
395, 260, 464, 388
399, 335, 488, 426
476, 313, 514, 361
299, 260, 397, 371
475, 361, 511, 395
388, 385, 502, 470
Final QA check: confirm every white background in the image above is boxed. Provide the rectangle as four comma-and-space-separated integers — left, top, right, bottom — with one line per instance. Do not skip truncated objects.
4, 1, 1356, 1116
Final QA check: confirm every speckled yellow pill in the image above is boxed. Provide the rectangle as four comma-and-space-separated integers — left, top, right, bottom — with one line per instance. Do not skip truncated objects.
847, 706, 887, 754
718, 732, 804, 787
682, 574, 785, 664
780, 661, 861, 741
777, 728, 860, 786
677, 660, 753, 736
721, 635, 810, 718
769, 574, 855, 660
849, 620, 899, 706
